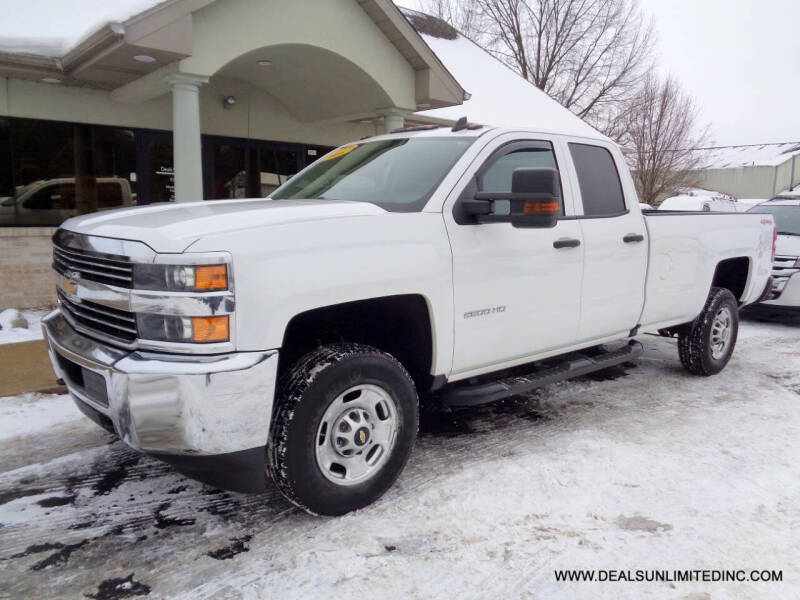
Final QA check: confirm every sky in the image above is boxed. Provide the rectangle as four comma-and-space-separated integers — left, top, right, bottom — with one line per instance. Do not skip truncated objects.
1, 0, 797, 146
397, 0, 800, 146
0, 0, 162, 55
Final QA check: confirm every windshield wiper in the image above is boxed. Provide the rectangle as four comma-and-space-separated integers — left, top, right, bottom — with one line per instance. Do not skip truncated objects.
776, 231, 800, 236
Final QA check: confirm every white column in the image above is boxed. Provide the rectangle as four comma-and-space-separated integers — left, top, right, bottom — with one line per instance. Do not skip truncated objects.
163, 73, 209, 203
379, 108, 410, 133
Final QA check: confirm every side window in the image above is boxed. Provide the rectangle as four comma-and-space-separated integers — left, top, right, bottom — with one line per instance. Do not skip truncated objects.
568, 143, 626, 216
24, 184, 75, 210
97, 182, 123, 208
478, 143, 563, 215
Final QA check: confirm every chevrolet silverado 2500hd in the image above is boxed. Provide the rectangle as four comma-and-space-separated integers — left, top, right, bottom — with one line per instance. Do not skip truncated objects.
42, 124, 775, 515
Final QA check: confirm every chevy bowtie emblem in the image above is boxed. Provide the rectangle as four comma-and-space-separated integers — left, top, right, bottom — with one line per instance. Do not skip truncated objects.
62, 270, 81, 302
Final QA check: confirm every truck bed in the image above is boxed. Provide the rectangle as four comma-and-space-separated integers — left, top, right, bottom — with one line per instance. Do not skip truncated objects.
640, 211, 774, 330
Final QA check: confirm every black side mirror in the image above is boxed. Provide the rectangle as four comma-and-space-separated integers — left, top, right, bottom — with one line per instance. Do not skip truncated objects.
463, 167, 560, 228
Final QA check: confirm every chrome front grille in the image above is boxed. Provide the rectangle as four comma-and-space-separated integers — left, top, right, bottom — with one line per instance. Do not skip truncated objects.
769, 255, 799, 299
772, 255, 799, 273
51, 229, 236, 353
57, 289, 138, 343
53, 244, 133, 289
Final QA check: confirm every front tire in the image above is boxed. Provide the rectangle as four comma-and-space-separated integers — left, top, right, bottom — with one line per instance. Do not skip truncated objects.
268, 344, 418, 516
678, 287, 739, 376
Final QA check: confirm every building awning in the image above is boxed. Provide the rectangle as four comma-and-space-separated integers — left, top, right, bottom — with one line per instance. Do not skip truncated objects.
0, 0, 466, 117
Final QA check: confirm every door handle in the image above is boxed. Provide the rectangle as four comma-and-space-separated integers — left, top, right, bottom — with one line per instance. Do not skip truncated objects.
623, 233, 645, 243
553, 237, 581, 249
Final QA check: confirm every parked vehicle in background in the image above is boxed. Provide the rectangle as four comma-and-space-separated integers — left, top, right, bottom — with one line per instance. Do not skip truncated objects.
747, 197, 800, 312
41, 124, 775, 515
733, 198, 765, 212
659, 194, 738, 212
0, 177, 134, 226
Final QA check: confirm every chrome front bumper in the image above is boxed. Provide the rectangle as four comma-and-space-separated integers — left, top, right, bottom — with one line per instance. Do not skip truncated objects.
42, 310, 278, 456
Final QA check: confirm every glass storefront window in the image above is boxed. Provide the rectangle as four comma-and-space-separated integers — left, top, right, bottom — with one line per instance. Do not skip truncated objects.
0, 116, 335, 224
258, 147, 299, 197
141, 134, 174, 204
209, 142, 247, 199
0, 119, 137, 226
0, 119, 12, 202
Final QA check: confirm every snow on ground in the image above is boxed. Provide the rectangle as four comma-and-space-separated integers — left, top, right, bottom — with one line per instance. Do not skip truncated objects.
0, 309, 47, 345
0, 393, 80, 440
1, 317, 799, 599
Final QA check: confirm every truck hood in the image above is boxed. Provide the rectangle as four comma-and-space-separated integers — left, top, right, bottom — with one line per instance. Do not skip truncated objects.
776, 233, 800, 258
60, 198, 386, 253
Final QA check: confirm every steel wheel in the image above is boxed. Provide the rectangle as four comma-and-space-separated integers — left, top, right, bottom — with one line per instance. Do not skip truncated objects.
710, 305, 733, 359
315, 384, 398, 486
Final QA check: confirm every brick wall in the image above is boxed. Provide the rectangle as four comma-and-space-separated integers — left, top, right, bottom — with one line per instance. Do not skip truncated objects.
0, 227, 57, 309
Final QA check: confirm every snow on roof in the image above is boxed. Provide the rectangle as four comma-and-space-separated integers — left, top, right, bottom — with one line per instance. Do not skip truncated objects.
401, 9, 607, 141
0, 0, 166, 57
703, 142, 800, 170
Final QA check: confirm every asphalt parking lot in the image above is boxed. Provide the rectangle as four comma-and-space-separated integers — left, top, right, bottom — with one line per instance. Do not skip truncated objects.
1, 316, 799, 599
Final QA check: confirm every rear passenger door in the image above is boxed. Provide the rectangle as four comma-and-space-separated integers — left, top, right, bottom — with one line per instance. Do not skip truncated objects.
566, 141, 648, 341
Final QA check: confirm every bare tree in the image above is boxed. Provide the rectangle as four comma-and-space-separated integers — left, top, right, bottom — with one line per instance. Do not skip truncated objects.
415, 0, 485, 39
619, 74, 711, 206
418, 0, 655, 132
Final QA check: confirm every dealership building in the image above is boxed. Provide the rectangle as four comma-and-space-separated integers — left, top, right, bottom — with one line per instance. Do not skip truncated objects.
0, 0, 600, 307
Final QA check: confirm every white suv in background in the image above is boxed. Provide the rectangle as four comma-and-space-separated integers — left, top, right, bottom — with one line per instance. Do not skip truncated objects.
748, 196, 800, 312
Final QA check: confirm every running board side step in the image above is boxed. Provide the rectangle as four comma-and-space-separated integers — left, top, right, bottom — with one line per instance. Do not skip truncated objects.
441, 340, 643, 407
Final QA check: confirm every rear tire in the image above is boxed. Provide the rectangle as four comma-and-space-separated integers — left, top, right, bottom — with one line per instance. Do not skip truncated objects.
268, 343, 418, 516
678, 287, 739, 376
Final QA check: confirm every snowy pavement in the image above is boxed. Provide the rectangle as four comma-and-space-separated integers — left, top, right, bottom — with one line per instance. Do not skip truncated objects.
1, 317, 799, 599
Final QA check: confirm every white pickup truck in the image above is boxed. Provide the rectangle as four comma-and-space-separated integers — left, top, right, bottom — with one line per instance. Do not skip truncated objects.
42, 123, 776, 515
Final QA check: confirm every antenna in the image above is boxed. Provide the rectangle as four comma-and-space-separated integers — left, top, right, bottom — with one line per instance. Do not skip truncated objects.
452, 117, 468, 132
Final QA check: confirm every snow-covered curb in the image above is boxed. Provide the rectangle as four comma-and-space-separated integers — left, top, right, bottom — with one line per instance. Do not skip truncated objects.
0, 309, 48, 345
0, 393, 80, 441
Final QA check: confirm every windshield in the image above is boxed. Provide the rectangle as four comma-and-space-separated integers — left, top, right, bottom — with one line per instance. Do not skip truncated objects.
271, 137, 474, 212
748, 204, 800, 235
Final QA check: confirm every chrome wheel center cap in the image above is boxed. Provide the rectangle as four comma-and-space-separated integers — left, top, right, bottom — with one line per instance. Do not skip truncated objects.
332, 408, 373, 457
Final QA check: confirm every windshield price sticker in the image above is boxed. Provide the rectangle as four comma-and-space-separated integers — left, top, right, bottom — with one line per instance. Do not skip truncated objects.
322, 144, 359, 161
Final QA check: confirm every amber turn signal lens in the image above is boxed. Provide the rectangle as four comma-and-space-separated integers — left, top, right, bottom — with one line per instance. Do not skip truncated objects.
523, 201, 560, 214
191, 316, 229, 343
195, 265, 228, 291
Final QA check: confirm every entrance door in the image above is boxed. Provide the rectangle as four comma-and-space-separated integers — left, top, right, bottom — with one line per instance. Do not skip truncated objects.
136, 131, 174, 204
252, 144, 302, 197
203, 138, 303, 200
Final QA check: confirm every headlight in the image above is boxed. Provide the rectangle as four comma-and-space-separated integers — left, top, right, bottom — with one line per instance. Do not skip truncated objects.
133, 264, 228, 292
137, 314, 230, 343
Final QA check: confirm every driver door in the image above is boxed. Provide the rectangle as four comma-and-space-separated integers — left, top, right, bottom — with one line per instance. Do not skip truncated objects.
444, 134, 585, 378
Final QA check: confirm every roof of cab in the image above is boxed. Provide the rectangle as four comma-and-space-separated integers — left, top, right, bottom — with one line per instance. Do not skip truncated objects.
356, 123, 613, 148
